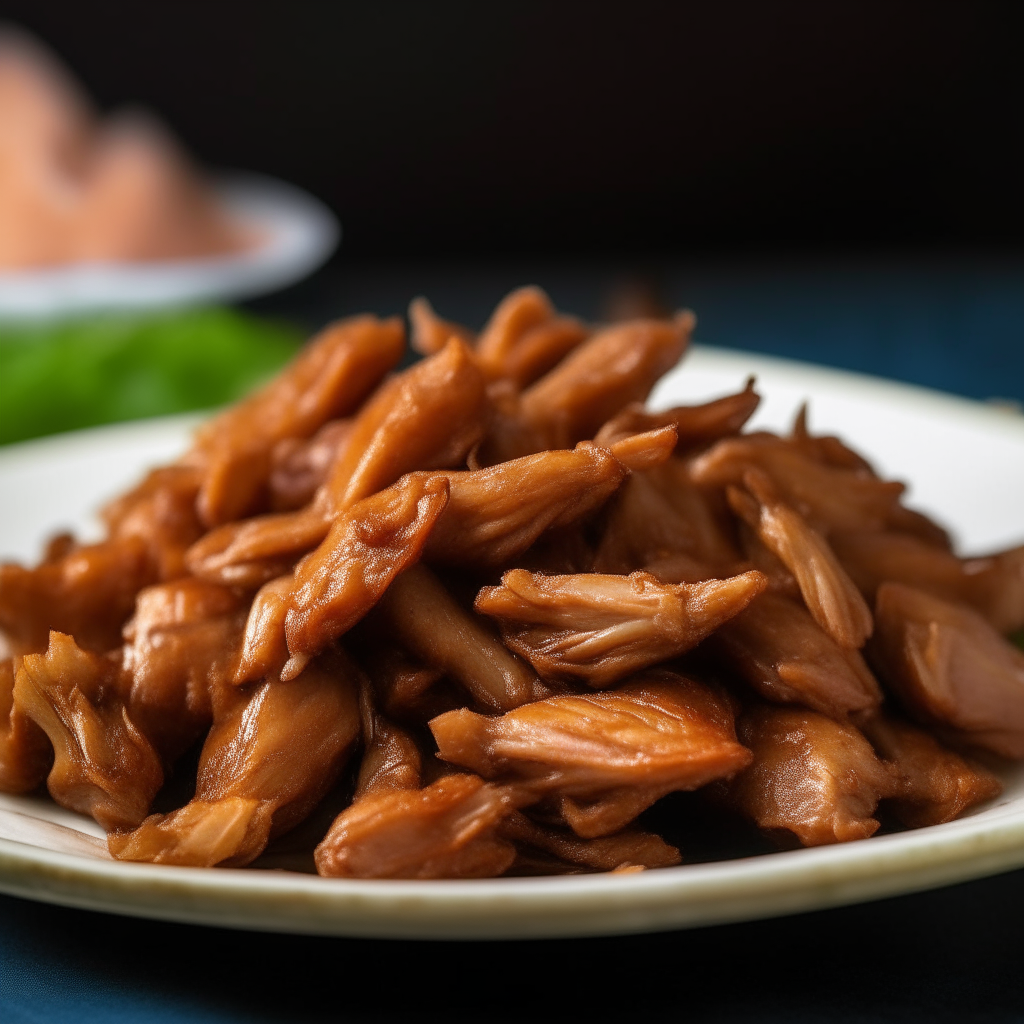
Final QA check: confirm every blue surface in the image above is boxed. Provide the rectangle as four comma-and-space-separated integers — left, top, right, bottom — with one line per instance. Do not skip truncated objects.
3, 256, 1024, 1023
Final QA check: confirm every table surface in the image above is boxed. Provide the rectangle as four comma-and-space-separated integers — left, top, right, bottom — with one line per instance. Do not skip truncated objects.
2, 254, 1023, 1024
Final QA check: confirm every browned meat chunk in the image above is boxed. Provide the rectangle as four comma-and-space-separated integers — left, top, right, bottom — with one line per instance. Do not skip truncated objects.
14, 632, 163, 830
690, 434, 906, 534
710, 593, 883, 720
870, 583, 1024, 758
0, 536, 154, 655
421, 442, 627, 569
320, 337, 486, 514
353, 675, 422, 798
371, 564, 543, 711
862, 714, 1002, 828
187, 315, 405, 527
0, 658, 52, 794
475, 568, 766, 688
833, 531, 1024, 635
121, 578, 247, 762
431, 671, 752, 836
727, 469, 872, 648
314, 773, 519, 879
724, 704, 894, 846
594, 458, 740, 577
594, 378, 760, 450
517, 314, 693, 451
109, 652, 360, 866
475, 286, 589, 388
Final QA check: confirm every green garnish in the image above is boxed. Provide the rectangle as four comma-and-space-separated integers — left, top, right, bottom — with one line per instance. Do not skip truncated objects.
0, 307, 303, 445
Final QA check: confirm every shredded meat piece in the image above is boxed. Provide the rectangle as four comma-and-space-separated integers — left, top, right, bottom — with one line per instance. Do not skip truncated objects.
474, 286, 589, 387
690, 434, 906, 534
282, 475, 451, 680
724, 704, 894, 846
186, 508, 329, 589
408, 296, 476, 356
516, 313, 693, 451
501, 811, 681, 872
431, 671, 752, 837
594, 459, 740, 576
371, 564, 544, 711
14, 632, 163, 830
869, 583, 1024, 758
0, 536, 154, 655
353, 638, 448, 720
475, 568, 766, 688
187, 315, 405, 527
0, 658, 52, 794
788, 404, 877, 476
833, 531, 1024, 634
314, 773, 520, 879
594, 378, 760, 449
109, 652, 360, 866
319, 337, 486, 514
420, 442, 627, 569
710, 592, 883, 720
727, 468, 873, 648
605, 426, 679, 472
121, 578, 247, 763
269, 419, 354, 512
862, 714, 1002, 828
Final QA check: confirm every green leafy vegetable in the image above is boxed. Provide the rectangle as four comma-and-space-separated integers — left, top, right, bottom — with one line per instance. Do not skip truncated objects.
0, 307, 303, 445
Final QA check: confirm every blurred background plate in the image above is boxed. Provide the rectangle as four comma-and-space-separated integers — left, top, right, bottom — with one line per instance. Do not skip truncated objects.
0, 174, 339, 319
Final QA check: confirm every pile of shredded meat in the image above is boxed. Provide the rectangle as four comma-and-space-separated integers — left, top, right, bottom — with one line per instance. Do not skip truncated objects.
2, 286, 1022, 878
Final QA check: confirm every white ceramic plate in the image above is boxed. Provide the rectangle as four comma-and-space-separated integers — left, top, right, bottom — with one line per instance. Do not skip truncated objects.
1, 346, 1023, 939
0, 175, 339, 319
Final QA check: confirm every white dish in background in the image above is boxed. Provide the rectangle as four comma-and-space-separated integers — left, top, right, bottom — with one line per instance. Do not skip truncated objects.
0, 346, 1022, 939
0, 175, 339, 319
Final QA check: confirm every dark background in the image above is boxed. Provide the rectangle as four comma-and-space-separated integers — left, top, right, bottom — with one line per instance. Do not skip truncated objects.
4, 1, 1023, 258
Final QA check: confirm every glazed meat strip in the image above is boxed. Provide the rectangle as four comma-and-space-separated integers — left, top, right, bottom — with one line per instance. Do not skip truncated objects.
109, 651, 361, 867
690, 433, 906, 535
473, 285, 589, 388
595, 458, 741, 578
832, 531, 1024, 635
430, 670, 752, 837
0, 658, 52, 794
370, 564, 544, 711
236, 473, 450, 684
320, 336, 487, 514
14, 632, 164, 831
120, 578, 247, 764
788, 404, 877, 476
501, 811, 682, 873
605, 426, 679, 472
709, 592, 883, 720
353, 637, 450, 721
517, 313, 694, 451
420, 441, 628, 569
723, 704, 894, 846
594, 378, 761, 450
408, 296, 476, 356
0, 535, 154, 655
862, 714, 1001, 828
314, 772, 521, 879
869, 582, 1024, 758
187, 314, 405, 527
475, 568, 766, 688
727, 468, 873, 648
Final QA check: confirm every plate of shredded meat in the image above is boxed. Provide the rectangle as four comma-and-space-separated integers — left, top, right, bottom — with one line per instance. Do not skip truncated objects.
0, 286, 1022, 939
